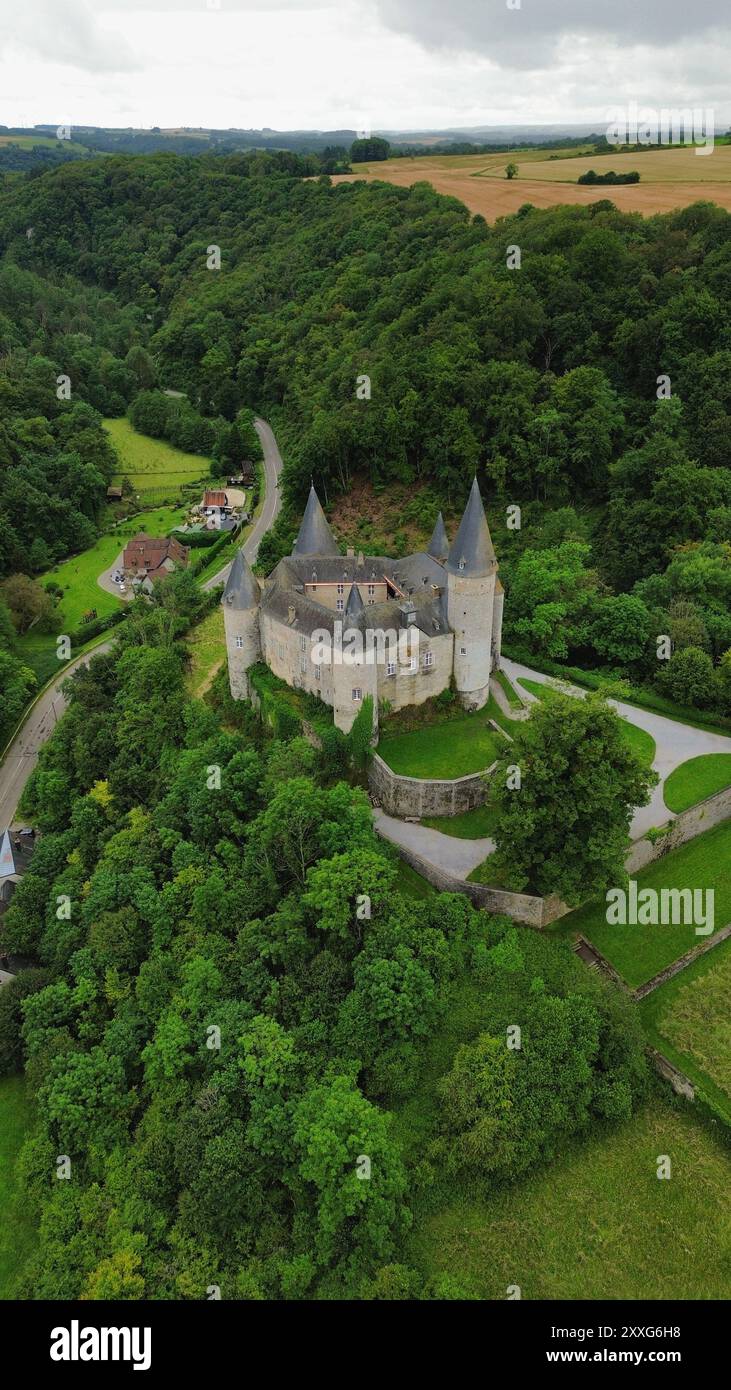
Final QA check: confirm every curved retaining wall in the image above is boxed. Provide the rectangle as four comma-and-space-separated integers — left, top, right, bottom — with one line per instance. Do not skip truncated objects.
626, 782, 731, 874
369, 752, 494, 818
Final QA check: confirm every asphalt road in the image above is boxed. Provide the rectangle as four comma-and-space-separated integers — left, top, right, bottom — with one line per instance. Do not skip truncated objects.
0, 416, 283, 831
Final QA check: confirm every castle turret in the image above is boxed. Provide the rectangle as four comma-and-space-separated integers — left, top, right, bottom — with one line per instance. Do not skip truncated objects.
222, 548, 260, 700
330, 580, 378, 736
293, 484, 339, 556
427, 512, 449, 561
445, 479, 498, 710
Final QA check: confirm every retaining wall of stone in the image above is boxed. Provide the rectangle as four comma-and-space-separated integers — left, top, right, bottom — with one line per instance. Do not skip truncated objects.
369, 752, 494, 818
382, 835, 568, 928
626, 783, 731, 874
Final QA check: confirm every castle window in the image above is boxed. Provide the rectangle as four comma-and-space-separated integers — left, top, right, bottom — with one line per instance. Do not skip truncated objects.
235, 636, 244, 649
299, 655, 306, 675
315, 664, 321, 681
336, 598, 344, 612
352, 687, 362, 702
367, 584, 375, 596
406, 656, 417, 673
387, 662, 396, 677
460, 646, 467, 655
299, 634, 306, 651
424, 651, 434, 668
337, 583, 344, 595
278, 642, 284, 660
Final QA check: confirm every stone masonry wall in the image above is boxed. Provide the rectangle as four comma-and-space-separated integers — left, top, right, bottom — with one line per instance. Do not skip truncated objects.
381, 835, 567, 928
626, 783, 731, 874
369, 752, 492, 818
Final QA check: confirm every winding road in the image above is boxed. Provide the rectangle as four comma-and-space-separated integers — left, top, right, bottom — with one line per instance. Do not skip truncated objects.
0, 417, 282, 831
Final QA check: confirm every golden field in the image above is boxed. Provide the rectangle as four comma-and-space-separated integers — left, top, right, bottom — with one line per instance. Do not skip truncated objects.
332, 143, 731, 220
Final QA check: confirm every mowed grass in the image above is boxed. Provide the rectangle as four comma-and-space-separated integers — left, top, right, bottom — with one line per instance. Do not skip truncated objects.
641, 936, 731, 1114
184, 606, 225, 697
422, 802, 499, 839
378, 712, 502, 779
393, 860, 437, 900
664, 754, 731, 813
551, 818, 731, 987
405, 1095, 731, 1299
104, 417, 210, 494
493, 668, 524, 709
0, 1075, 37, 1298
14, 504, 186, 682
517, 678, 656, 764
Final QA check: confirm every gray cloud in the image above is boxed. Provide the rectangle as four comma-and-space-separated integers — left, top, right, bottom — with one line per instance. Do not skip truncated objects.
0, 0, 139, 73
375, 0, 731, 68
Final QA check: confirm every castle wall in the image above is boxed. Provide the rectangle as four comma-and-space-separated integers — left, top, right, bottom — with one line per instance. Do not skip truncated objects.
369, 752, 491, 817
492, 588, 504, 667
447, 571, 495, 710
375, 630, 453, 712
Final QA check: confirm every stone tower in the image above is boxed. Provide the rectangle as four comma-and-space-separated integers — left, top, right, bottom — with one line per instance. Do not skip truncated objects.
445, 479, 498, 710
222, 547, 261, 700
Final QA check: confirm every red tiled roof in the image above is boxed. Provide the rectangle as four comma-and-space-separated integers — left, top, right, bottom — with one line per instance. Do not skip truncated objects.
203, 490, 228, 507
122, 534, 189, 576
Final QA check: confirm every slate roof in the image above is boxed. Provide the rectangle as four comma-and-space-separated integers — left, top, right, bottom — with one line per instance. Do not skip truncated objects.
445, 478, 497, 577
427, 512, 449, 560
293, 485, 339, 556
222, 548, 260, 610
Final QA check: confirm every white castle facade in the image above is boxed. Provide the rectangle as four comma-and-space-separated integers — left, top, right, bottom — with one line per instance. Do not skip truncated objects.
222, 479, 503, 736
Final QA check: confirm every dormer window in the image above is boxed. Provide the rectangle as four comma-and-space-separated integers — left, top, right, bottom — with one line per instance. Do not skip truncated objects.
458, 556, 466, 572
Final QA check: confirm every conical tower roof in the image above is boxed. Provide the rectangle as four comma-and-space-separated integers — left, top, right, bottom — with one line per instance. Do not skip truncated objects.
446, 479, 496, 577
222, 547, 260, 609
345, 580, 364, 619
427, 512, 448, 560
293, 485, 339, 556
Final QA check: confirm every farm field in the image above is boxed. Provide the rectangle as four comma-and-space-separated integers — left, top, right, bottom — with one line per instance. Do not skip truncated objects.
663, 754, 731, 813
378, 711, 501, 779
405, 1094, 731, 1299
0, 133, 88, 151
334, 143, 731, 220
0, 1075, 37, 1299
104, 418, 210, 499
550, 818, 731, 987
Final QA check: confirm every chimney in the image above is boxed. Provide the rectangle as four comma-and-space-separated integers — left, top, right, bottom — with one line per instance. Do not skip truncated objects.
346, 546, 355, 558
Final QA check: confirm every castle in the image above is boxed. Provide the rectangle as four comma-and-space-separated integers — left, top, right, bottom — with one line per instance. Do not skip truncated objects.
222, 480, 503, 736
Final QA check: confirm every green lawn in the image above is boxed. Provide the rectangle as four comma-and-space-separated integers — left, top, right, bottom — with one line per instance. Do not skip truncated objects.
551, 818, 731, 987
378, 712, 502, 779
104, 417, 211, 497
518, 678, 656, 764
422, 802, 499, 839
184, 606, 225, 697
405, 1095, 731, 1299
664, 754, 731, 813
640, 936, 731, 1119
494, 668, 524, 709
0, 1075, 37, 1298
15, 504, 187, 683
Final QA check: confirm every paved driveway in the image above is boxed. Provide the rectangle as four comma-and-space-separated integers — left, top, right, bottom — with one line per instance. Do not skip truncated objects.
374, 808, 494, 877
502, 657, 731, 838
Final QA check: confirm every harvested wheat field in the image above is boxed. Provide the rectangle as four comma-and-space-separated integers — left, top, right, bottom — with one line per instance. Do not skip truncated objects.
332, 144, 731, 220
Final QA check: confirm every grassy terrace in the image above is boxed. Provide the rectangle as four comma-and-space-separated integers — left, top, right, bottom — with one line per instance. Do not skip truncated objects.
404, 1094, 731, 1299
493, 668, 524, 709
550, 818, 731, 988
184, 606, 226, 698
0, 1076, 37, 1298
104, 417, 210, 499
663, 754, 731, 813
640, 937, 731, 1122
422, 802, 498, 839
518, 677, 656, 765
378, 709, 502, 779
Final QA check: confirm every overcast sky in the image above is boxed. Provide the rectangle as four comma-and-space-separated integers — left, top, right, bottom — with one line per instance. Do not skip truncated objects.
1, 0, 729, 132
